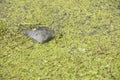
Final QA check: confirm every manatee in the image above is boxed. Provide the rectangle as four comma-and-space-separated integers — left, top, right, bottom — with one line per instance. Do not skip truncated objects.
24, 27, 55, 43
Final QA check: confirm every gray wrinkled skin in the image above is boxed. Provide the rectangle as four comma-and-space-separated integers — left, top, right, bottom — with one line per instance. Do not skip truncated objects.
24, 27, 55, 43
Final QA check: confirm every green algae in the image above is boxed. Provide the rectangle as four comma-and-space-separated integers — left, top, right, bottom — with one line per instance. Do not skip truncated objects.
0, 0, 120, 80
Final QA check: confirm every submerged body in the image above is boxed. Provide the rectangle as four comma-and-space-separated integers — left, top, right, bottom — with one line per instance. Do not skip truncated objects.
24, 27, 55, 43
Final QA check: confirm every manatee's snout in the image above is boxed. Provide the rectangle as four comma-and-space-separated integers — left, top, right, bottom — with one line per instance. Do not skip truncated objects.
23, 30, 29, 36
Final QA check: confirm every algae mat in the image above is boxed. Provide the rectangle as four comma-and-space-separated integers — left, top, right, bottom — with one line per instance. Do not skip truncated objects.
0, 0, 120, 80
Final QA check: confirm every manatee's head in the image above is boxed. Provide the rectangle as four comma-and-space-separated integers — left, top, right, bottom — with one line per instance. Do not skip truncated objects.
23, 27, 55, 43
